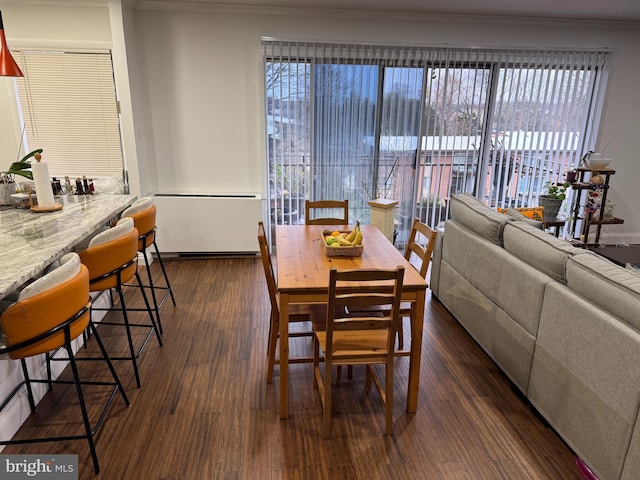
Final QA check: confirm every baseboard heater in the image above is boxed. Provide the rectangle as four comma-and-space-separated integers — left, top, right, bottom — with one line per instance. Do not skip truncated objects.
153, 193, 264, 254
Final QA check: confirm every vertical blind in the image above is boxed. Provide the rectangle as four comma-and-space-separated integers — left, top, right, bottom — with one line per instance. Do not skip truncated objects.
478, 49, 608, 211
263, 40, 610, 245
13, 50, 123, 179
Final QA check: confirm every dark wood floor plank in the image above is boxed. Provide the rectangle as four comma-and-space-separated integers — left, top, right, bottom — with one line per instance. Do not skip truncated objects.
491, 458, 534, 480
2, 257, 582, 480
437, 461, 474, 480
426, 399, 503, 480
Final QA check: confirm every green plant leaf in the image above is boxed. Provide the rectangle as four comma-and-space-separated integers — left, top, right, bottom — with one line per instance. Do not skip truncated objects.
19, 148, 43, 163
8, 161, 31, 171
2, 148, 42, 181
10, 169, 33, 180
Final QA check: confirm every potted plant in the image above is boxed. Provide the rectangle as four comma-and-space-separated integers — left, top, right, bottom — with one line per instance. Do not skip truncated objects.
539, 181, 570, 219
0, 149, 43, 205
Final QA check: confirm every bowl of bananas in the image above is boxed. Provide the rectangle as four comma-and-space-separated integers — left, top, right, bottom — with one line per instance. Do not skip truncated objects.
322, 221, 363, 257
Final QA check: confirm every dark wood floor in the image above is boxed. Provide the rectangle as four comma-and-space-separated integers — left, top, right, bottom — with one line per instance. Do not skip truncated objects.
3, 257, 582, 479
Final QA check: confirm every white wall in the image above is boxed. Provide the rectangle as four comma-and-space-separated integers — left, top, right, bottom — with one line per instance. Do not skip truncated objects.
135, 10, 267, 195
130, 8, 640, 242
120, 2, 159, 196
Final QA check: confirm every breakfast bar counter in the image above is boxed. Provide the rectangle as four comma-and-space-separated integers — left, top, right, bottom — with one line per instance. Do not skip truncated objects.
0, 194, 136, 299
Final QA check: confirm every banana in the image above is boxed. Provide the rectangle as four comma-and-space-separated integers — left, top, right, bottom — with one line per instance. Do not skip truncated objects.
346, 221, 360, 243
352, 229, 363, 246
335, 234, 353, 246
345, 227, 357, 243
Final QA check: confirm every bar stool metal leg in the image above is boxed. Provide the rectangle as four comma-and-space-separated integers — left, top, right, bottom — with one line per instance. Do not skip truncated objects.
65, 328, 100, 474
153, 239, 176, 306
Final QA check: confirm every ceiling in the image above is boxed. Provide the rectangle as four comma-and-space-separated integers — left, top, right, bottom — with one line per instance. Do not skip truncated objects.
9, 0, 640, 23
129, 0, 640, 23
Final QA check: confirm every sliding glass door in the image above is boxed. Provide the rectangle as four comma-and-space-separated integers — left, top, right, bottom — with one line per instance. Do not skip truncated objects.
311, 62, 379, 223
264, 41, 609, 248
311, 62, 423, 238
415, 65, 490, 236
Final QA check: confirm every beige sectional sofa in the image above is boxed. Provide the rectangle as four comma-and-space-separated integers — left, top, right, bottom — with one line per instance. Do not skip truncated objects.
430, 193, 640, 480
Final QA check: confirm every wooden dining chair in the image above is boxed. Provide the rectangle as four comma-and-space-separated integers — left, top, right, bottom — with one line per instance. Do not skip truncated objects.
304, 199, 349, 225
396, 218, 437, 348
313, 266, 404, 438
346, 218, 436, 349
257, 221, 326, 383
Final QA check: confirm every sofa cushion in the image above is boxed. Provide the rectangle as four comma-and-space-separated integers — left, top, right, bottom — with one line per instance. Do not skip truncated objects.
567, 252, 640, 331
497, 206, 544, 221
530, 282, 640, 480
449, 194, 511, 246
437, 260, 537, 394
442, 220, 550, 338
503, 221, 579, 284
506, 208, 544, 229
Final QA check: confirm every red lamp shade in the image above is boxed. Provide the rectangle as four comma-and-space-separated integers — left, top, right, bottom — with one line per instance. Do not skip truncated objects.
0, 11, 23, 77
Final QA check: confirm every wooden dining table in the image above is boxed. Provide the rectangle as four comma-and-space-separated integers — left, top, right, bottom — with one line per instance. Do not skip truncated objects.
275, 224, 428, 419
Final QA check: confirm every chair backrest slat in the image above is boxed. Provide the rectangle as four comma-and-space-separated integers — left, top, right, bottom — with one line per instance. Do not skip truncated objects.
404, 218, 437, 279
333, 317, 392, 331
305, 199, 349, 225
326, 266, 404, 353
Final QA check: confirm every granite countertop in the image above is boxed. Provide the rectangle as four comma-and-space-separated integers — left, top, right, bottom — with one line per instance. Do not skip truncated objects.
0, 194, 136, 299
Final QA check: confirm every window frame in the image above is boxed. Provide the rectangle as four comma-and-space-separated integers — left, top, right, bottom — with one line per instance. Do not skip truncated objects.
11, 49, 124, 180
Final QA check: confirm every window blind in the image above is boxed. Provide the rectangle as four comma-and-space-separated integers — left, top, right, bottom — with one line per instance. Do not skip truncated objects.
12, 50, 123, 179
263, 40, 610, 245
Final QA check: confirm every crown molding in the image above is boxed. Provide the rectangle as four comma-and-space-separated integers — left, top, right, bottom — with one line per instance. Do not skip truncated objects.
4, 0, 640, 28
0, 0, 109, 7
132, 1, 640, 28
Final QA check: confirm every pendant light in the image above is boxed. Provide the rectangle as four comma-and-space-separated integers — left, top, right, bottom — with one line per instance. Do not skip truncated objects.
0, 11, 23, 77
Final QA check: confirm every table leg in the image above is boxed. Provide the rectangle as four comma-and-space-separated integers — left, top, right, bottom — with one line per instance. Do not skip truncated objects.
279, 292, 290, 419
407, 290, 425, 413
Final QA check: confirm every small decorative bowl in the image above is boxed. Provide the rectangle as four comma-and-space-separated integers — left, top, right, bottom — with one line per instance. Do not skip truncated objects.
585, 153, 611, 169
586, 158, 611, 169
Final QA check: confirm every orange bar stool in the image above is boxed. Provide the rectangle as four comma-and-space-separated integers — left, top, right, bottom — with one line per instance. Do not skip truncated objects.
79, 217, 162, 388
122, 197, 176, 334
0, 253, 130, 474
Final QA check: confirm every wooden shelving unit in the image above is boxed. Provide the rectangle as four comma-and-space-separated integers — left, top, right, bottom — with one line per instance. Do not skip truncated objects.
569, 167, 624, 247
